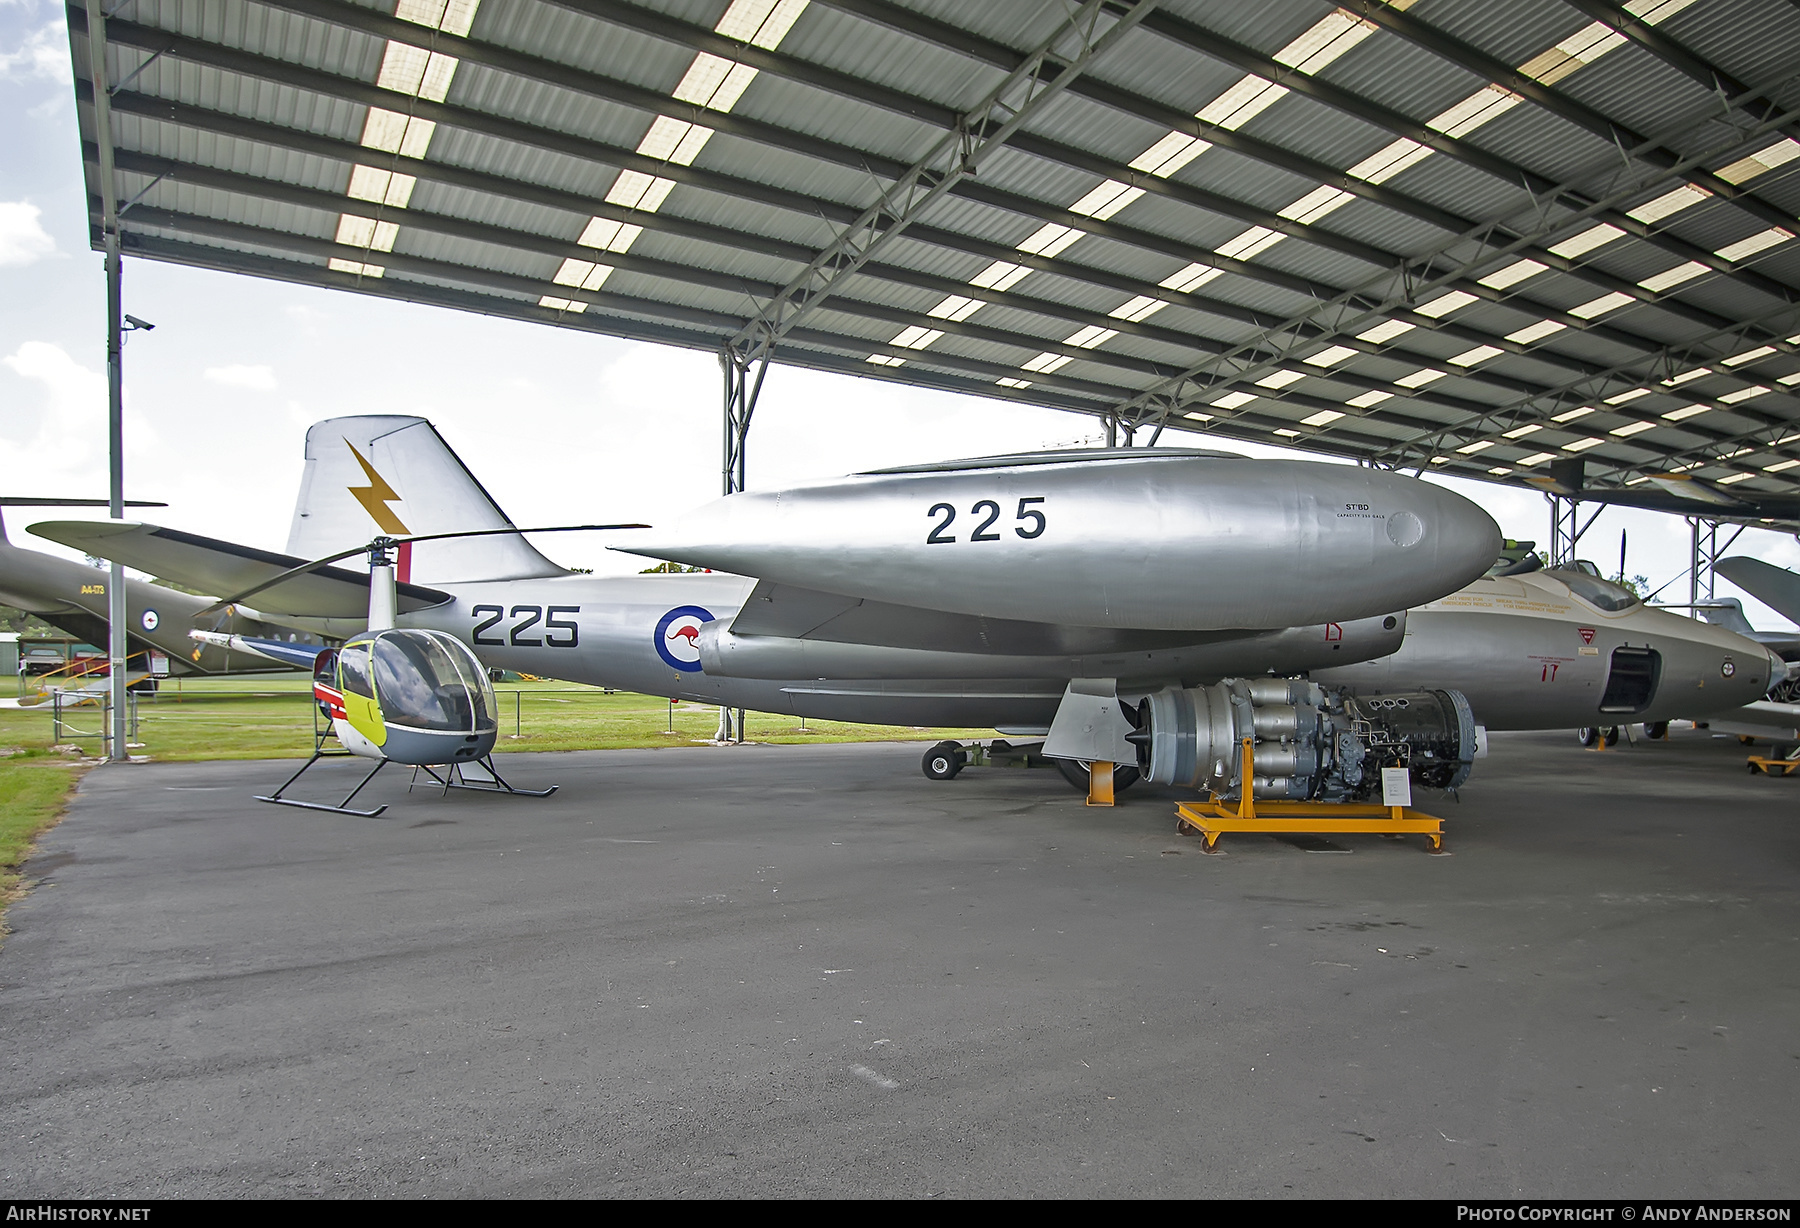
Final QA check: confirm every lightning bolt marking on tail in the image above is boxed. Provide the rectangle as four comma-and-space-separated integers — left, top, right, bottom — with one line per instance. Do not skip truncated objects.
344, 440, 411, 535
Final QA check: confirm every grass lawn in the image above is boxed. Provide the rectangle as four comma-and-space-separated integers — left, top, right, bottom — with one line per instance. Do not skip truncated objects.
0, 752, 87, 944
2, 675, 998, 761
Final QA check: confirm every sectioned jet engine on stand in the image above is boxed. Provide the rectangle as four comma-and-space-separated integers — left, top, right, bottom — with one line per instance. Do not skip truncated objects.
1130, 678, 1477, 801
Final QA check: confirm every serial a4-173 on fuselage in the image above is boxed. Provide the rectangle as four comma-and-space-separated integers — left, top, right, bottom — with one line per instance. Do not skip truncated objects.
31, 414, 1779, 803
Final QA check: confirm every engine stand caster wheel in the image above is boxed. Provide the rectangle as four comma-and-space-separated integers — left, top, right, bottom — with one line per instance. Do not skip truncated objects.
922, 741, 965, 781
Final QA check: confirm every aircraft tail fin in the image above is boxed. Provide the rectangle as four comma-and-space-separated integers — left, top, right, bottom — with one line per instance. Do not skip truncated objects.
287, 416, 567, 583
1694, 596, 1757, 635
1717, 556, 1800, 628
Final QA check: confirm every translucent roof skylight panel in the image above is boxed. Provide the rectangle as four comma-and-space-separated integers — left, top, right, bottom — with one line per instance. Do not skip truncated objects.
1408, 0, 1599, 71
957, 147, 1129, 227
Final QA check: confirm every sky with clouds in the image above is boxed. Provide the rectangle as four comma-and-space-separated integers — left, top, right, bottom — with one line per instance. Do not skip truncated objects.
1, 0, 1795, 624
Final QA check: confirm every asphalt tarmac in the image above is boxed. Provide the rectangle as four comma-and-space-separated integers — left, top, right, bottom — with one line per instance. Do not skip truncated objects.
2, 730, 1797, 1198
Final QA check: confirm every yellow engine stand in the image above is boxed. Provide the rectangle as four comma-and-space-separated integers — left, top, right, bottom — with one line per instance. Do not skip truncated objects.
1746, 753, 1800, 776
1173, 738, 1446, 853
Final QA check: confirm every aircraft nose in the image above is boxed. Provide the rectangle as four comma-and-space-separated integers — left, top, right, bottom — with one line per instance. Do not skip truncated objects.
1399, 478, 1503, 585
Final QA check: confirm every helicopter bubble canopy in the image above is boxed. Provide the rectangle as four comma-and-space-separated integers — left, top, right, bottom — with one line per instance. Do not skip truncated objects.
335, 628, 498, 765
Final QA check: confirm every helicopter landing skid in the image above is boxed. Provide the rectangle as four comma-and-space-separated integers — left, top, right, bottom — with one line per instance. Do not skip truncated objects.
411, 757, 558, 799
255, 754, 390, 817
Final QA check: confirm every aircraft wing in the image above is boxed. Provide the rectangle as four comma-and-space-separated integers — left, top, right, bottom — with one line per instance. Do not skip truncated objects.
1715, 557, 1800, 627
1524, 471, 1800, 529
29, 520, 451, 618
729, 579, 1219, 655
1706, 700, 1800, 743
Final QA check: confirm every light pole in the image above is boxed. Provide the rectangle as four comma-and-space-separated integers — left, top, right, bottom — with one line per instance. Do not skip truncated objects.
103, 260, 153, 761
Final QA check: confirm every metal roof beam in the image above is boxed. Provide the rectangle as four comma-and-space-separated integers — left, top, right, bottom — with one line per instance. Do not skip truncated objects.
120, 229, 1112, 416
111, 201, 1151, 404
1356, 0, 1800, 236
114, 151, 1508, 431
816, 0, 1799, 316
1560, 0, 1800, 138
1369, 310, 1800, 471
1102, 105, 1800, 440
98, 128, 1517, 429
101, 154, 1215, 385
1132, 6, 1800, 315
85, 12, 1743, 393
722, 0, 1160, 355
77, 8, 1781, 428
94, 127, 1256, 366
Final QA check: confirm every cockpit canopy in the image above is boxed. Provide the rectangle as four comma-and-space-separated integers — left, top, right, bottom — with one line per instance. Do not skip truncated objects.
1545, 566, 1641, 613
339, 629, 496, 734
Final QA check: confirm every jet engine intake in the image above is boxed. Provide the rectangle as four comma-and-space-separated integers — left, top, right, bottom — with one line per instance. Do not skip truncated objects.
1132, 679, 1476, 801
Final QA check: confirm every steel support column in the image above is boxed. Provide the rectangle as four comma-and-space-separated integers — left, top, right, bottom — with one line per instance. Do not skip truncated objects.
1545, 495, 1605, 567
1687, 517, 1747, 605
715, 341, 770, 742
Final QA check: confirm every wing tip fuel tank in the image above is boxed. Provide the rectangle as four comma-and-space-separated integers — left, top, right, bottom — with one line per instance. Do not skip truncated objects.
619, 451, 1500, 633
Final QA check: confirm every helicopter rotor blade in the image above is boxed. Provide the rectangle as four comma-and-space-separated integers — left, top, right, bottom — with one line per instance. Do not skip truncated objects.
197, 523, 650, 616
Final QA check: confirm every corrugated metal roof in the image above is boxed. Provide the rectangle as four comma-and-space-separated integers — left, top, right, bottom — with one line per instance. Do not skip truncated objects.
67, 0, 1800, 500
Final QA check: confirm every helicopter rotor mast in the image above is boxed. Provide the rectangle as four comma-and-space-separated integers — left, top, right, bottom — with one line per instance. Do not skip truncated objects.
365, 537, 399, 632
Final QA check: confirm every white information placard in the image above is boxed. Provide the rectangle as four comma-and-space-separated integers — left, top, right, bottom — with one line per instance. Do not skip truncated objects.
1380, 767, 1413, 808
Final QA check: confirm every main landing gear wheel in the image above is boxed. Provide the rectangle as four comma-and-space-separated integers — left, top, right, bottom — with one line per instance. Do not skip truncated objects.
1577, 726, 1620, 747
1645, 721, 1670, 740
922, 741, 966, 781
1054, 759, 1140, 795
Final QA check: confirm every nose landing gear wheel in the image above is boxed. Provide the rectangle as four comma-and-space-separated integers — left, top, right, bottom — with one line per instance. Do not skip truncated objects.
922, 741, 966, 780
1054, 759, 1140, 795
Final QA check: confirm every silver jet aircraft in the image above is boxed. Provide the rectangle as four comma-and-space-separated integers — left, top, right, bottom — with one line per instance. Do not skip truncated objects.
36, 416, 1495, 752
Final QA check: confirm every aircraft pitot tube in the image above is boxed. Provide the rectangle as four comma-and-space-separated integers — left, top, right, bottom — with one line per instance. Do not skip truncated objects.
1131, 678, 1477, 801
